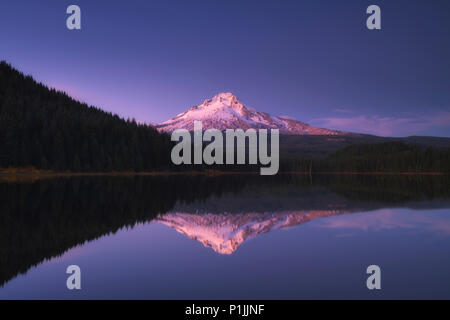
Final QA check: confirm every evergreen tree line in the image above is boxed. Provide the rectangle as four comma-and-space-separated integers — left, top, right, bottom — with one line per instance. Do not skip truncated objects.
177, 141, 450, 173
0, 61, 173, 171
280, 142, 450, 173
1, 61, 449, 173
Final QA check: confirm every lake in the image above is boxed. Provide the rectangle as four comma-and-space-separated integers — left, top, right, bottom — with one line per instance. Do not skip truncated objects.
0, 174, 449, 299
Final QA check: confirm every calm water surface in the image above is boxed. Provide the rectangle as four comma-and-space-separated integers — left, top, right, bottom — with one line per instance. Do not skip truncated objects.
0, 175, 449, 299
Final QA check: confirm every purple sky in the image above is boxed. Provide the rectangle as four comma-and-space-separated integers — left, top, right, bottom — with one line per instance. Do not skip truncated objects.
1, 0, 449, 137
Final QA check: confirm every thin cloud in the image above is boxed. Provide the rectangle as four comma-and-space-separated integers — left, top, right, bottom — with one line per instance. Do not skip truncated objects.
315, 209, 450, 236
333, 108, 355, 114
310, 112, 450, 137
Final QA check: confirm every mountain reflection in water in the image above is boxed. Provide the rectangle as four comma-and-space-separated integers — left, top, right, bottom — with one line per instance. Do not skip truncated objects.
1, 174, 450, 290
157, 211, 349, 255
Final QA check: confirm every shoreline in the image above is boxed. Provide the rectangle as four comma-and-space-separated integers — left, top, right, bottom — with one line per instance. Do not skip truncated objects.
0, 168, 448, 179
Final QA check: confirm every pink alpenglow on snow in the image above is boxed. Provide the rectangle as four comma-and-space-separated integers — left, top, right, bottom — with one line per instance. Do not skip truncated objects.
156, 92, 347, 135
157, 210, 350, 255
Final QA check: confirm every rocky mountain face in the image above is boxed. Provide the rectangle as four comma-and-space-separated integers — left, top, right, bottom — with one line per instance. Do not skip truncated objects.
156, 92, 347, 135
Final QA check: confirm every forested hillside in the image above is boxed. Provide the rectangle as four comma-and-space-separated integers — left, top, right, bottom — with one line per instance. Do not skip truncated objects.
0, 61, 172, 171
281, 142, 450, 173
1, 61, 449, 174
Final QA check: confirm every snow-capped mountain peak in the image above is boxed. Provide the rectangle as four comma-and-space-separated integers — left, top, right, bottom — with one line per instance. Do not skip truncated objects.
156, 92, 346, 135
188, 92, 250, 117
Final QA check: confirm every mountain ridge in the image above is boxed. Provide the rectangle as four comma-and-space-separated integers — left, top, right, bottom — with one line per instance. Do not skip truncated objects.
156, 92, 349, 135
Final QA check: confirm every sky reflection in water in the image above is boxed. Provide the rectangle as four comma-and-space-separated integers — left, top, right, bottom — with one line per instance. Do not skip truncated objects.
1, 206, 449, 299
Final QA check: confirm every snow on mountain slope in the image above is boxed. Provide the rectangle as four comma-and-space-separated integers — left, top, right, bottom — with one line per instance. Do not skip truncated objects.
156, 92, 346, 135
157, 209, 350, 254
